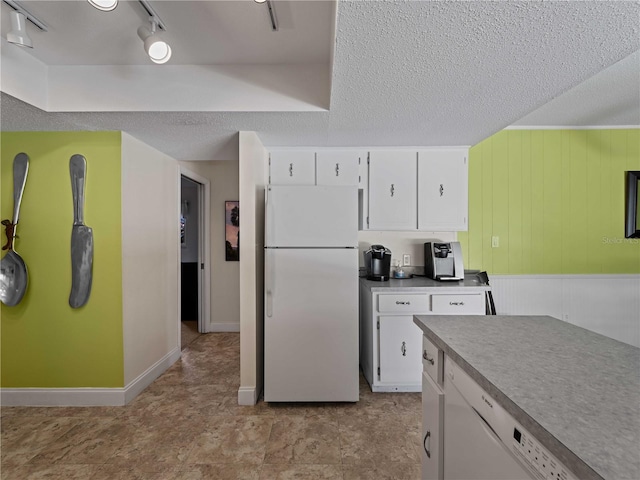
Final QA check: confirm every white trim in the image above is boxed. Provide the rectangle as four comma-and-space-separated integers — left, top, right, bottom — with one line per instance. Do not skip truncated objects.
180, 166, 211, 335
123, 347, 181, 404
505, 125, 639, 130
491, 274, 640, 280
237, 386, 259, 406
266, 145, 472, 152
0, 348, 181, 407
208, 322, 240, 333
1, 388, 126, 407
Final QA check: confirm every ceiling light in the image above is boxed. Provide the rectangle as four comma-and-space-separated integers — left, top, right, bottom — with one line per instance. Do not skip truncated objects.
254, 0, 267, 3
7, 11, 32, 48
88, 0, 117, 12
137, 18, 172, 64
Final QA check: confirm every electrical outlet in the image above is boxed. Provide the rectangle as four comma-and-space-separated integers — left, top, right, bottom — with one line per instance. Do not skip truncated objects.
491, 236, 499, 248
403, 254, 411, 266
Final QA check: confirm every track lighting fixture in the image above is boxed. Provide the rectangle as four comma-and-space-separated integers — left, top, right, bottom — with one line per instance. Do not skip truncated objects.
88, 0, 117, 12
7, 10, 32, 47
3, 0, 48, 48
137, 18, 172, 64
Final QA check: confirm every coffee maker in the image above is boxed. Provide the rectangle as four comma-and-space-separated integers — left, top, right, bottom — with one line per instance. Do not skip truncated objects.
424, 242, 464, 281
364, 244, 391, 281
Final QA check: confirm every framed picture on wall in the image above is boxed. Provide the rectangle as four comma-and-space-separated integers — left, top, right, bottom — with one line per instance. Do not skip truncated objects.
225, 201, 239, 261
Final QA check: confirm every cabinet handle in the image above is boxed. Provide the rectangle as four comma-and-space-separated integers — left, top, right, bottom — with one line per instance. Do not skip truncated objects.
423, 431, 431, 458
439, 183, 444, 197
449, 301, 465, 306
289, 163, 293, 177
396, 300, 410, 305
423, 350, 434, 365
390, 184, 395, 197
401, 341, 407, 356
335, 163, 340, 176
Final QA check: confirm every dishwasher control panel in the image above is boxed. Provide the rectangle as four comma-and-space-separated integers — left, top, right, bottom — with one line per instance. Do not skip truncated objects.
511, 425, 576, 480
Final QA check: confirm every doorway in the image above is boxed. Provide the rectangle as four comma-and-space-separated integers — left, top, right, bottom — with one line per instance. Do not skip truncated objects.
179, 168, 211, 348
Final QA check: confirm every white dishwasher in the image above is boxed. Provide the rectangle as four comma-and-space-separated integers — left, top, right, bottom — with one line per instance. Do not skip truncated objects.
443, 357, 577, 480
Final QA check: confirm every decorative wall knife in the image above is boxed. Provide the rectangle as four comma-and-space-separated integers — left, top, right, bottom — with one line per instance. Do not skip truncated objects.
69, 154, 93, 308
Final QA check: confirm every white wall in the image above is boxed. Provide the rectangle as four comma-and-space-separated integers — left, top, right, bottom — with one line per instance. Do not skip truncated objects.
180, 160, 240, 332
238, 131, 267, 406
121, 133, 180, 386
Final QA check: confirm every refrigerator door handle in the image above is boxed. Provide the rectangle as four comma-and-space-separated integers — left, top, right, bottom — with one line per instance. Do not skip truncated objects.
266, 187, 274, 245
266, 248, 274, 317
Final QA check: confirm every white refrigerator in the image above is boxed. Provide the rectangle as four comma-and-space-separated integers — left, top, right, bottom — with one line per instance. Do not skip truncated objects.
264, 185, 359, 402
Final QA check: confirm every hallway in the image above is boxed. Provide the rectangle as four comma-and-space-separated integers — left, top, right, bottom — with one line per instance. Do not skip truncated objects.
1, 333, 422, 479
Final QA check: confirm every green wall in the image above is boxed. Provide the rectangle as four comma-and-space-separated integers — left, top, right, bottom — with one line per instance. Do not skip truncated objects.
459, 129, 640, 274
1, 132, 124, 388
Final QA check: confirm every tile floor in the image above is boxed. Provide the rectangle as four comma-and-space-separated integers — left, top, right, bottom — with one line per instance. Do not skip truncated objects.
1, 333, 422, 479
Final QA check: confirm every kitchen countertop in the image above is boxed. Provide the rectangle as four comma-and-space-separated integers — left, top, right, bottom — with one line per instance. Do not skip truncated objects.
413, 314, 640, 480
360, 275, 491, 292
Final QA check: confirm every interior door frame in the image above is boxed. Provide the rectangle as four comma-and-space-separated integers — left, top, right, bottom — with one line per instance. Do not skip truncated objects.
180, 166, 211, 334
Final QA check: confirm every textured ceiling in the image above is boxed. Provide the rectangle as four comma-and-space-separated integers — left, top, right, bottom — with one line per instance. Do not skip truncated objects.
1, 1, 639, 161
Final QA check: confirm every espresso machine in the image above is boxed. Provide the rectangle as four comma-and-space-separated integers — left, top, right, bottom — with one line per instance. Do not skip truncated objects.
364, 244, 391, 281
424, 242, 464, 281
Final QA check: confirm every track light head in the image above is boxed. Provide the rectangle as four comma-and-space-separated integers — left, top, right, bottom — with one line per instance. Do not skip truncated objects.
137, 19, 171, 64
7, 11, 33, 48
88, 0, 118, 12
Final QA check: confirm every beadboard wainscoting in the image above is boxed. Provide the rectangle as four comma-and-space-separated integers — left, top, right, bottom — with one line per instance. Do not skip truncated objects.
491, 275, 640, 348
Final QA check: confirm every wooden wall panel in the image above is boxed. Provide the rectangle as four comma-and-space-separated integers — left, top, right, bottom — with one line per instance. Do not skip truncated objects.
462, 129, 640, 274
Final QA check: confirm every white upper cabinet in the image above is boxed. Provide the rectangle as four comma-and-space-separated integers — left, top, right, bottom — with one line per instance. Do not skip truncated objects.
316, 151, 362, 186
269, 151, 315, 185
368, 151, 417, 230
417, 150, 468, 231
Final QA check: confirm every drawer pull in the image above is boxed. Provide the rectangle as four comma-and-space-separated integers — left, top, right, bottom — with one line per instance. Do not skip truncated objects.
449, 301, 465, 306
423, 350, 434, 365
396, 300, 410, 305
401, 341, 407, 356
423, 431, 431, 458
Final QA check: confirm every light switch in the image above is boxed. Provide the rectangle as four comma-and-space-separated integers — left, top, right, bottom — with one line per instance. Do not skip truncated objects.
403, 254, 411, 266
491, 236, 499, 248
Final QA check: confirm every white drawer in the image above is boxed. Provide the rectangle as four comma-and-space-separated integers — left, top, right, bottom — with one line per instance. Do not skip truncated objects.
431, 293, 485, 314
378, 294, 430, 313
422, 335, 443, 385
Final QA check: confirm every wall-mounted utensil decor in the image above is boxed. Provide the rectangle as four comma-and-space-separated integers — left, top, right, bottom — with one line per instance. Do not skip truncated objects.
69, 154, 94, 308
0, 153, 30, 307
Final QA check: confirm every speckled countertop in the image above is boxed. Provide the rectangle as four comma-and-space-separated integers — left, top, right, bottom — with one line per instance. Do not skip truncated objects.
360, 275, 490, 292
413, 315, 640, 480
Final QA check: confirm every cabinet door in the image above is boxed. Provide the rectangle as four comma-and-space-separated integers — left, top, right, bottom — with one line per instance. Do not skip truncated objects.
378, 315, 423, 384
316, 151, 361, 186
368, 151, 417, 230
422, 372, 444, 480
269, 151, 315, 185
417, 150, 468, 231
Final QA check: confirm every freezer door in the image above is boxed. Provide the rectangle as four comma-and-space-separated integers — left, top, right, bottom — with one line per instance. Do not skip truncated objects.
265, 185, 358, 247
264, 248, 359, 402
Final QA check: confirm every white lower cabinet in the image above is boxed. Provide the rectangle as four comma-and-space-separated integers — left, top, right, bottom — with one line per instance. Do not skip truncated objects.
422, 372, 444, 480
379, 316, 424, 384
359, 285, 488, 392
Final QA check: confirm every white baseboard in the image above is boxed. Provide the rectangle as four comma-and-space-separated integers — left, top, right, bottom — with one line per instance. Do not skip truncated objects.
207, 322, 240, 333
1, 388, 126, 407
124, 347, 181, 404
1, 348, 181, 407
237, 386, 258, 406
